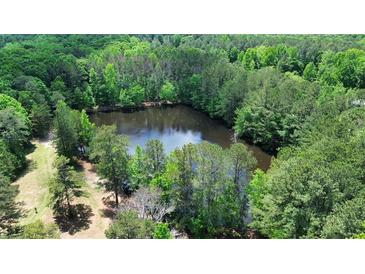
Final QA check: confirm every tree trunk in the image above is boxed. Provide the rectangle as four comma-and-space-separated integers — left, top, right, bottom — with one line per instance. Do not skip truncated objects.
115, 188, 119, 208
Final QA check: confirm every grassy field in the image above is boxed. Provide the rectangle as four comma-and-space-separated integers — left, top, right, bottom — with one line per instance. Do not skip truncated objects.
14, 140, 111, 239
14, 140, 55, 225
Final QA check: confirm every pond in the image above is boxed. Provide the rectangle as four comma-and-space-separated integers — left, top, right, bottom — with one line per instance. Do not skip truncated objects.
90, 105, 271, 171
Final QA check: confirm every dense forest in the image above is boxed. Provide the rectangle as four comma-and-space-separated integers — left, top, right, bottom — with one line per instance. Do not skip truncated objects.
0, 34, 364, 239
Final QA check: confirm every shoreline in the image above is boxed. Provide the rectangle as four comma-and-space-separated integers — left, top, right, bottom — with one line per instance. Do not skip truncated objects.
85, 101, 176, 114
86, 102, 276, 159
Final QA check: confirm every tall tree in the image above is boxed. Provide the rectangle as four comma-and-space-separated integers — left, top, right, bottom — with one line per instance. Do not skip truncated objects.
128, 145, 148, 190
49, 156, 84, 217
29, 103, 52, 138
53, 101, 78, 158
0, 173, 21, 236
0, 108, 30, 170
77, 109, 95, 153
228, 143, 257, 232
171, 144, 196, 227
90, 125, 129, 207
103, 63, 118, 105
144, 139, 166, 178
89, 67, 101, 105
0, 140, 19, 178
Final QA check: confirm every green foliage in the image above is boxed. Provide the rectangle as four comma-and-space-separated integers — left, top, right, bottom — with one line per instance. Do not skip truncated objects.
0, 107, 30, 171
119, 83, 145, 107
240, 44, 303, 73
30, 103, 52, 138
144, 139, 166, 178
90, 125, 130, 206
82, 85, 96, 108
321, 196, 365, 239
153, 223, 173, 239
318, 48, 365, 88
169, 144, 195, 227
49, 155, 84, 217
216, 68, 249, 125
316, 84, 347, 105
0, 96, 31, 169
234, 68, 319, 152
103, 63, 119, 105
0, 108, 30, 148
89, 67, 101, 105
150, 158, 178, 200
191, 142, 237, 237
159, 81, 177, 102
50, 76, 68, 106
303, 62, 317, 81
0, 96, 30, 235
105, 210, 155, 239
0, 94, 30, 125
250, 105, 365, 238
241, 48, 259, 70
128, 145, 148, 190
228, 46, 239, 62
72, 87, 85, 109
53, 101, 78, 158
2, 34, 365, 239
0, 173, 21, 236
0, 140, 19, 178
353, 222, 365, 239
228, 143, 257, 231
21, 220, 60, 239
168, 142, 257, 238
246, 169, 268, 212
78, 109, 95, 148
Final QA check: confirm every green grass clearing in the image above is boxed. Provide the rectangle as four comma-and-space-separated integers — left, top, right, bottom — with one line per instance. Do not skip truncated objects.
15, 140, 56, 225
15, 140, 111, 238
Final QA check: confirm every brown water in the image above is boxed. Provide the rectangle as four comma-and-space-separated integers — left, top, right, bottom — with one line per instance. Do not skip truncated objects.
90, 105, 271, 170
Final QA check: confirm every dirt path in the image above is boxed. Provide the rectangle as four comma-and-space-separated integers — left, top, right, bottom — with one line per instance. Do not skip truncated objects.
15, 139, 113, 239
61, 160, 112, 239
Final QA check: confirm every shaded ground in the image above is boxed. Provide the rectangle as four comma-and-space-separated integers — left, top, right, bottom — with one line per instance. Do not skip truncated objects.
55, 204, 93, 235
15, 139, 113, 239
61, 160, 112, 239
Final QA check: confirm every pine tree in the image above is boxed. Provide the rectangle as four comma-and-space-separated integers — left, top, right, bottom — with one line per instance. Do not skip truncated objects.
90, 125, 129, 207
49, 156, 84, 218
53, 101, 78, 158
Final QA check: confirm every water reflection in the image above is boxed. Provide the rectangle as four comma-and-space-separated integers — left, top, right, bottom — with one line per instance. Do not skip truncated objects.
90, 105, 271, 171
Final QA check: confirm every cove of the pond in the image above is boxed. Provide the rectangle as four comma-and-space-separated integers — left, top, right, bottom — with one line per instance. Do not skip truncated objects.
89, 105, 272, 171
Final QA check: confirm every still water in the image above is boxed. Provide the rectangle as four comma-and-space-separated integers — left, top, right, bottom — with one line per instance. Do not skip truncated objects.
90, 105, 271, 170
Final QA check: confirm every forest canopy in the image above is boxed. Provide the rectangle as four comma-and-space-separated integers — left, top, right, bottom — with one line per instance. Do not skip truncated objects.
0, 34, 364, 239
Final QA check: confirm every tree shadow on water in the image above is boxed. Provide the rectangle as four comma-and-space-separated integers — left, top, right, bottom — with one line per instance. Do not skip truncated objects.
54, 204, 94, 235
